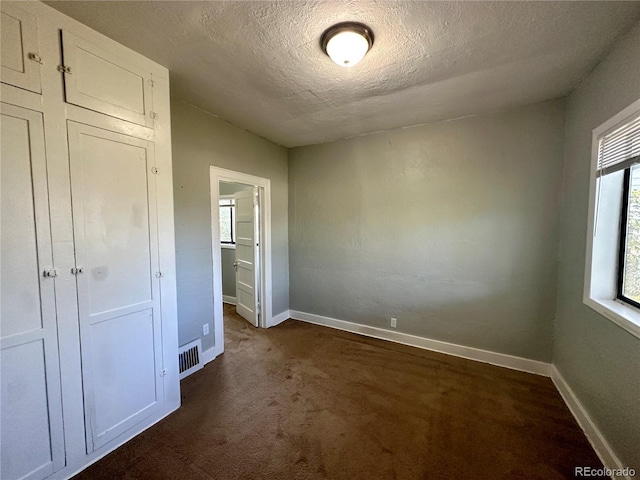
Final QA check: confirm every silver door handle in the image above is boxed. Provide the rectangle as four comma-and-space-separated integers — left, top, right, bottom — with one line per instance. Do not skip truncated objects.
233, 261, 238, 271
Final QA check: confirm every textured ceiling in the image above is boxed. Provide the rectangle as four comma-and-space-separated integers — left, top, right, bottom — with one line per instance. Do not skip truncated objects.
46, 1, 640, 147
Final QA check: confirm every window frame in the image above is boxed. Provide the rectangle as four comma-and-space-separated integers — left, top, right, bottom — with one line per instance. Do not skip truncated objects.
584, 98, 640, 340
219, 195, 236, 247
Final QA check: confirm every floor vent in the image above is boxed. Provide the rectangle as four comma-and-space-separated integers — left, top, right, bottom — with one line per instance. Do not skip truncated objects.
178, 339, 203, 380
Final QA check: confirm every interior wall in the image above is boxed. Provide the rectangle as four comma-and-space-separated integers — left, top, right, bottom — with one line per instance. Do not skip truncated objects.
221, 248, 236, 299
554, 21, 640, 468
289, 100, 566, 362
172, 99, 289, 351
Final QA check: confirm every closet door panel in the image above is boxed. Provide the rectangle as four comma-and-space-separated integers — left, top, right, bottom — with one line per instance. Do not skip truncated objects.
0, 4, 41, 93
78, 130, 153, 315
1, 340, 54, 480
61, 31, 154, 127
67, 122, 163, 452
1, 104, 64, 480
90, 309, 158, 440
1, 113, 43, 337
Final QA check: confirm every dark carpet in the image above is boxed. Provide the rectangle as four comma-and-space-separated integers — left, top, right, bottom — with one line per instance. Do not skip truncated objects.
73, 304, 604, 479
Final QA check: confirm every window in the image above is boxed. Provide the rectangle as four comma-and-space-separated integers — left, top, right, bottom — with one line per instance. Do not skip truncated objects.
618, 165, 640, 307
584, 99, 640, 339
219, 197, 235, 245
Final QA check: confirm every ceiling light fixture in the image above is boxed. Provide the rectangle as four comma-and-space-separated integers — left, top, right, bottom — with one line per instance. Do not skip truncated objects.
320, 22, 374, 68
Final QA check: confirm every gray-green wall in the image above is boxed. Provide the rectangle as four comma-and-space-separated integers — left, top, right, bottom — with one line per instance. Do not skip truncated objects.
554, 22, 640, 468
172, 99, 289, 352
289, 100, 566, 362
221, 248, 236, 298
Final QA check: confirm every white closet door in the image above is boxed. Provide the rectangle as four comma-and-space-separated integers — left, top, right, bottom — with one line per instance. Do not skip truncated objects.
1, 103, 65, 480
67, 122, 163, 452
0, 4, 41, 94
61, 30, 154, 127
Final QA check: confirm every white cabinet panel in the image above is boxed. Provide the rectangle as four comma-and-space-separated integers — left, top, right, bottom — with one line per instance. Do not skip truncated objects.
1, 103, 64, 480
73, 131, 153, 315
0, 4, 41, 94
67, 122, 163, 452
1, 113, 43, 337
90, 309, 159, 443
1, 341, 55, 480
61, 30, 154, 127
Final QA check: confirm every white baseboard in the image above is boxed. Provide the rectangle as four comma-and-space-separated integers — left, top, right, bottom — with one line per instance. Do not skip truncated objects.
289, 310, 551, 376
551, 366, 631, 480
201, 346, 220, 366
223, 295, 236, 305
269, 309, 290, 327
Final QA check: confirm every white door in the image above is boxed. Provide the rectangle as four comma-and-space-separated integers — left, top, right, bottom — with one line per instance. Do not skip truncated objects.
1, 103, 65, 480
0, 3, 41, 93
60, 30, 154, 127
67, 121, 163, 452
234, 188, 260, 327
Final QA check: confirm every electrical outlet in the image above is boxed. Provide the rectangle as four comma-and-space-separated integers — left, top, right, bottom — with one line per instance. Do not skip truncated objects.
203, 323, 209, 335
390, 317, 397, 328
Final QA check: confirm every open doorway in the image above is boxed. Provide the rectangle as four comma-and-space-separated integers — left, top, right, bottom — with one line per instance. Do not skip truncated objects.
209, 167, 272, 360
219, 182, 260, 326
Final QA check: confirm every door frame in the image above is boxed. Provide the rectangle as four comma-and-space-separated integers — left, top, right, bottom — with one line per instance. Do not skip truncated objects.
209, 167, 272, 358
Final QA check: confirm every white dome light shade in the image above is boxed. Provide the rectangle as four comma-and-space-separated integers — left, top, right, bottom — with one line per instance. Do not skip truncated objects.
321, 22, 374, 68
326, 31, 369, 67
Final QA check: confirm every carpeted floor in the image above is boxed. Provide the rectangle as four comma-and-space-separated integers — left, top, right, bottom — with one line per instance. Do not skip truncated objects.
73, 304, 604, 479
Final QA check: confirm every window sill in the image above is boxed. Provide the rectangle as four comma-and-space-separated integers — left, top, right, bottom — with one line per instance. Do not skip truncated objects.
584, 297, 640, 339
221, 244, 236, 250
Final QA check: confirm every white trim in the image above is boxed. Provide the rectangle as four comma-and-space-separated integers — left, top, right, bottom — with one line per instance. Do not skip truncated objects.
210, 167, 272, 360
551, 367, 631, 480
221, 244, 236, 250
223, 295, 237, 305
269, 309, 290, 327
201, 346, 219, 366
584, 98, 640, 341
584, 298, 640, 339
289, 310, 551, 376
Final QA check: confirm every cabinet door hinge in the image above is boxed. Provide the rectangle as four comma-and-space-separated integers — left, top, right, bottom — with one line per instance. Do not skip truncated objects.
149, 111, 158, 120
57, 65, 72, 74
43, 269, 58, 278
155, 271, 164, 278
148, 78, 155, 87
70, 267, 84, 275
159, 369, 168, 377
151, 167, 159, 175
28, 53, 43, 64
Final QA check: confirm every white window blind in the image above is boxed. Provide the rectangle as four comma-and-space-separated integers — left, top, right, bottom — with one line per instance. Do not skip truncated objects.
597, 113, 640, 176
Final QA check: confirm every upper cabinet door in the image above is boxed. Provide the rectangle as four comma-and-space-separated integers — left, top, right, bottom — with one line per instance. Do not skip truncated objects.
0, 4, 42, 93
61, 30, 155, 127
